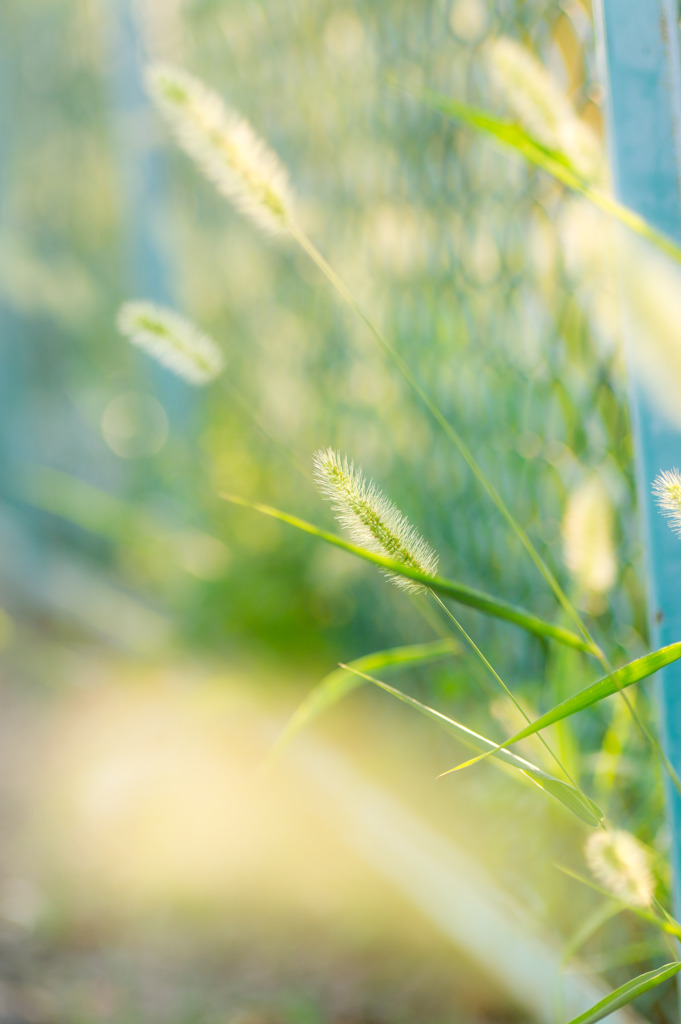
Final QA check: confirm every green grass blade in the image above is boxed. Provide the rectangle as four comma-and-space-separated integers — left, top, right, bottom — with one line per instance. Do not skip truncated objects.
341, 665, 603, 827
561, 903, 622, 967
564, 962, 681, 1024
23, 466, 137, 539
557, 866, 681, 940
222, 494, 600, 656
500, 644, 681, 744
265, 639, 457, 768
412, 89, 681, 268
591, 941, 672, 974
445, 644, 681, 774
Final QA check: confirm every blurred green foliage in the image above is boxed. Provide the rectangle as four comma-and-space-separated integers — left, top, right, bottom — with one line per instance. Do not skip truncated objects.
0, 0, 664, 951
0, 9, 642, 648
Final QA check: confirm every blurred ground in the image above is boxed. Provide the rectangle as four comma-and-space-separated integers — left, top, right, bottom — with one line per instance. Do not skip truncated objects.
0, 628, 537, 1024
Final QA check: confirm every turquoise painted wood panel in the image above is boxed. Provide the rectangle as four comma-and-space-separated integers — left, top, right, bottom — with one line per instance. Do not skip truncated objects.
595, 0, 681, 905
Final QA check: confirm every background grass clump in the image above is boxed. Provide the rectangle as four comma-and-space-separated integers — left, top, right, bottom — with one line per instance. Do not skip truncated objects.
0, 1, 675, 1022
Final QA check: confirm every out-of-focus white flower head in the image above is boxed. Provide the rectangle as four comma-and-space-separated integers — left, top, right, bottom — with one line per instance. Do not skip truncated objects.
562, 475, 617, 597
147, 63, 293, 236
117, 301, 225, 385
486, 36, 603, 182
559, 200, 681, 429
585, 829, 654, 907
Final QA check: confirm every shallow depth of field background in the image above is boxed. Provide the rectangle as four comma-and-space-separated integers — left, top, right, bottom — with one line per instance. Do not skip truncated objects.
0, 1, 666, 1022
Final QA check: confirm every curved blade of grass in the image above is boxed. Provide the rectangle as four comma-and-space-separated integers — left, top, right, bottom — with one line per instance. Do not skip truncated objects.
341, 665, 603, 827
591, 941, 672, 974
444, 643, 681, 775
561, 903, 623, 967
511, 643, 681, 739
264, 639, 457, 769
411, 88, 681, 268
564, 961, 681, 1024
557, 866, 681, 940
222, 494, 600, 656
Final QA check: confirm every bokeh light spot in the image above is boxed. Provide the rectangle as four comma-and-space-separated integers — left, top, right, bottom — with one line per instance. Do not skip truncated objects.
101, 391, 169, 459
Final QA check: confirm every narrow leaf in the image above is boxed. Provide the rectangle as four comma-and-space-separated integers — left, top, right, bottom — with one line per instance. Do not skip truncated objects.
558, 866, 681, 940
413, 88, 681, 269
443, 644, 681, 775
500, 645, 681, 744
565, 961, 681, 1024
265, 639, 457, 767
561, 903, 622, 967
591, 941, 671, 974
341, 665, 603, 827
222, 494, 600, 656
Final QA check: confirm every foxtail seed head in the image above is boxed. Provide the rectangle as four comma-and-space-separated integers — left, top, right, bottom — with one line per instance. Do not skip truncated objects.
313, 448, 438, 592
146, 63, 293, 235
653, 469, 681, 537
585, 829, 654, 907
486, 36, 602, 182
562, 476, 617, 596
117, 301, 225, 385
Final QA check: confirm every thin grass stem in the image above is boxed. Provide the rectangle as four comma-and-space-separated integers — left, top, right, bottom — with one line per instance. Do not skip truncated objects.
218, 377, 312, 481
429, 592, 585, 800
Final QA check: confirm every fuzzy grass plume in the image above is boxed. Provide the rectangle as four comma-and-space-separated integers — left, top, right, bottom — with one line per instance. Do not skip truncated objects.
117, 301, 225, 385
146, 63, 293, 235
560, 211, 681, 428
562, 476, 617, 596
313, 448, 438, 592
486, 36, 602, 181
621, 242, 681, 429
585, 829, 654, 907
653, 468, 681, 537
